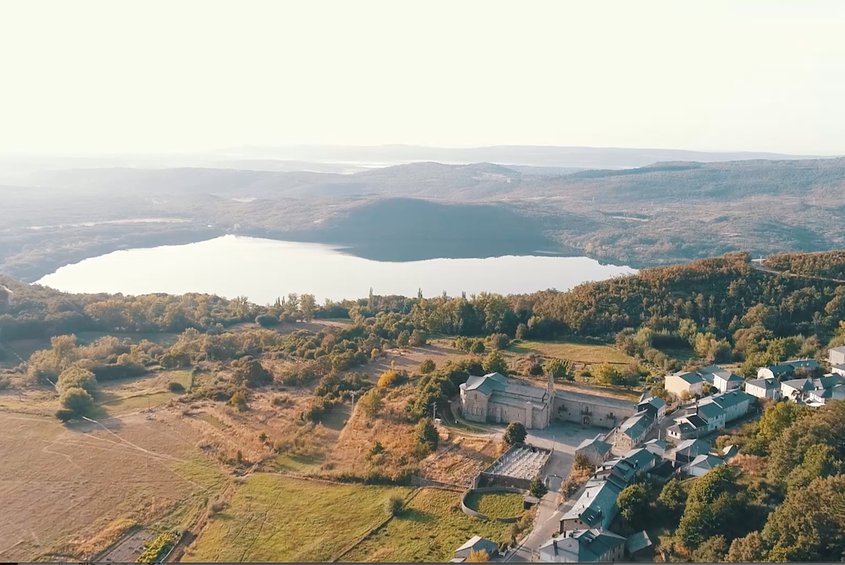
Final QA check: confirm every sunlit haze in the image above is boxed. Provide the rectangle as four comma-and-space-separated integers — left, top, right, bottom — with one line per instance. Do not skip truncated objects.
1, 0, 844, 155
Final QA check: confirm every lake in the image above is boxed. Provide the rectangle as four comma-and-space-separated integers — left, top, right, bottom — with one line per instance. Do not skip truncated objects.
36, 235, 636, 303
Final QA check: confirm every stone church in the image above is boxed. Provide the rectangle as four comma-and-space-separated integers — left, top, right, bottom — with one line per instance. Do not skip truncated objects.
459, 372, 635, 430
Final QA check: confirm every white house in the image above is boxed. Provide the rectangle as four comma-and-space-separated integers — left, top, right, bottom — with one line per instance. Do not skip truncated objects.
782, 374, 845, 407
699, 365, 743, 393
664, 371, 705, 399
757, 359, 822, 381
684, 454, 725, 477
701, 390, 754, 423
829, 346, 845, 366
744, 377, 781, 401
830, 346, 845, 377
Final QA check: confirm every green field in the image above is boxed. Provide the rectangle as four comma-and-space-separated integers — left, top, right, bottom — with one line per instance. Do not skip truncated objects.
344, 488, 513, 562
184, 474, 411, 562
464, 491, 523, 519
508, 339, 635, 365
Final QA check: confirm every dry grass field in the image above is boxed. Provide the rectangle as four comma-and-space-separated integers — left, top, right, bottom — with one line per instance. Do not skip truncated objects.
508, 339, 636, 366
0, 409, 227, 562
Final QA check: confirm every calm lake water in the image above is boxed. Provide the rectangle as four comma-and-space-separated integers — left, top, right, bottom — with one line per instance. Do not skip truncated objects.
36, 235, 636, 303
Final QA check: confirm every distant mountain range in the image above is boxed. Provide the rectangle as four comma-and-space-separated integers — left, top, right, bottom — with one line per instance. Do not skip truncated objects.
2, 152, 845, 281
219, 144, 833, 170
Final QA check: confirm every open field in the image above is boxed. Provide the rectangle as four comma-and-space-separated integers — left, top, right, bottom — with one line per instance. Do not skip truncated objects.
183, 474, 412, 562
344, 488, 514, 562
360, 340, 470, 379
508, 339, 636, 366
0, 410, 227, 562
464, 491, 524, 519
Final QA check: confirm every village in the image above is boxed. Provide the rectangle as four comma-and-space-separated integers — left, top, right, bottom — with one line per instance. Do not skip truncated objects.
445, 346, 845, 563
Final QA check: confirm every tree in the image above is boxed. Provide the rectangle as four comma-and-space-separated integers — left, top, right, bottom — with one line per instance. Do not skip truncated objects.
768, 400, 845, 482
573, 453, 591, 470
59, 386, 94, 417
762, 475, 845, 561
415, 418, 439, 452
482, 350, 508, 374
692, 535, 729, 563
617, 483, 650, 525
726, 531, 767, 563
420, 359, 436, 374
529, 477, 548, 498
57, 366, 97, 395
785, 443, 844, 493
232, 356, 272, 388
592, 363, 620, 386
503, 422, 527, 446
544, 358, 574, 381
300, 294, 316, 321
409, 329, 427, 346
657, 478, 686, 518
358, 388, 383, 418
676, 466, 747, 549
397, 330, 410, 347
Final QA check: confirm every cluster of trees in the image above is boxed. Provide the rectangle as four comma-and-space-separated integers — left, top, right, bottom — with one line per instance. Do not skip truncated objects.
0, 275, 263, 341
7, 253, 844, 381
28, 334, 152, 386
646, 399, 845, 562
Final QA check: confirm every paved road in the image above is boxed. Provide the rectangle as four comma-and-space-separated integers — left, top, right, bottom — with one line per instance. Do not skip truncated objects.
750, 259, 845, 284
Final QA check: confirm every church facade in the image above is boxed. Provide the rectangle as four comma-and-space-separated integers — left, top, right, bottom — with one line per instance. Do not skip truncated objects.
459, 372, 636, 430
460, 372, 553, 429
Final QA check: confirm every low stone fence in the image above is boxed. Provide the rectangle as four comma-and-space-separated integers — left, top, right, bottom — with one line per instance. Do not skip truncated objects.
460, 485, 526, 523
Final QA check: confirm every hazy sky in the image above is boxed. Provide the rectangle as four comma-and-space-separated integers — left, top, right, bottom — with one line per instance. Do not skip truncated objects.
1, 0, 843, 154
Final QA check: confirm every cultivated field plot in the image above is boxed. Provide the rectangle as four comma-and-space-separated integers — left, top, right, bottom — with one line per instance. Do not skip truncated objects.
509, 339, 635, 366
183, 474, 412, 562
464, 491, 524, 519
0, 410, 226, 562
344, 488, 513, 562
420, 435, 497, 487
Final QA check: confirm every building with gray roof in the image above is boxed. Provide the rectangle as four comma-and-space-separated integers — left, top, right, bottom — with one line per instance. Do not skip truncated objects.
539, 529, 626, 563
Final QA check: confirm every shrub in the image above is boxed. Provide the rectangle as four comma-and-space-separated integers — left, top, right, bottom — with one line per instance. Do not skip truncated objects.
255, 314, 280, 328
168, 381, 185, 393
60, 386, 94, 417
377, 370, 399, 388
420, 359, 436, 374
136, 532, 177, 563
55, 408, 76, 422
529, 477, 548, 498
384, 494, 404, 516
466, 548, 490, 562
228, 390, 249, 411
272, 394, 293, 407
503, 422, 527, 446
